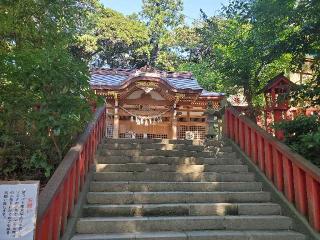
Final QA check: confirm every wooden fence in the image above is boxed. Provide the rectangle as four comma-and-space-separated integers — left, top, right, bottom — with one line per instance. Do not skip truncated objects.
225, 107, 320, 232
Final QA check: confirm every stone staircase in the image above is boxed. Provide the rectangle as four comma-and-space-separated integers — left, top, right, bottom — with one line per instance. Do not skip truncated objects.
71, 139, 305, 240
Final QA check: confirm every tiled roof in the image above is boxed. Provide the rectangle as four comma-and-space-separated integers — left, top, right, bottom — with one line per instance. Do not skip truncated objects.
91, 74, 127, 86
90, 68, 225, 97
200, 90, 225, 97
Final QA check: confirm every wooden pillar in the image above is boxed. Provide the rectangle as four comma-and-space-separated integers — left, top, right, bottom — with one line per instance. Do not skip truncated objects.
113, 98, 119, 139
172, 103, 177, 140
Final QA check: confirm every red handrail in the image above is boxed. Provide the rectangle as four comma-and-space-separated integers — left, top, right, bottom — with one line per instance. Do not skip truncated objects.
35, 106, 106, 240
225, 107, 320, 232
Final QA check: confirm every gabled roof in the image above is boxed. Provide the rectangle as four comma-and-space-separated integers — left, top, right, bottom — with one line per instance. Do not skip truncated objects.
258, 72, 296, 94
90, 67, 225, 98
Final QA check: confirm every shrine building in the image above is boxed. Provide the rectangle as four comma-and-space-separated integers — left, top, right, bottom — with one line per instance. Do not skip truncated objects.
90, 67, 225, 140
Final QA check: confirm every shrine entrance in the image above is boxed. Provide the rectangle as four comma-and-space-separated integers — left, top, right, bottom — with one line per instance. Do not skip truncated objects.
116, 90, 173, 139
90, 67, 225, 140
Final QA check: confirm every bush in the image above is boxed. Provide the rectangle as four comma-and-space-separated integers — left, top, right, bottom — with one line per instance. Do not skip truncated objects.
275, 115, 320, 166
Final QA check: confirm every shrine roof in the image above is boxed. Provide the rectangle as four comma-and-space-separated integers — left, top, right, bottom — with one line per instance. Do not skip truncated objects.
90, 67, 225, 98
258, 72, 296, 94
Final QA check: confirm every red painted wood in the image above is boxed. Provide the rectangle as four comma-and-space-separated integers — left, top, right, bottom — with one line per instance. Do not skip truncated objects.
224, 111, 229, 137
230, 114, 235, 140
36, 211, 50, 240
86, 141, 89, 174
251, 131, 258, 163
227, 111, 231, 137
257, 136, 265, 171
73, 158, 81, 204
244, 126, 250, 157
235, 117, 239, 144
273, 149, 284, 191
68, 165, 76, 215
283, 156, 294, 202
306, 175, 320, 231
225, 107, 320, 233
60, 177, 69, 233
239, 121, 245, 150
80, 150, 85, 188
293, 164, 308, 215
52, 191, 63, 240
265, 143, 273, 180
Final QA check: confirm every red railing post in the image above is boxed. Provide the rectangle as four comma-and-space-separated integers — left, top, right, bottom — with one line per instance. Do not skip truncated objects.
235, 118, 239, 144
230, 114, 234, 140
265, 143, 274, 180
257, 136, 265, 171
273, 149, 284, 191
245, 126, 251, 157
306, 175, 320, 231
283, 156, 294, 202
224, 110, 229, 137
293, 164, 308, 216
251, 130, 258, 163
239, 121, 245, 150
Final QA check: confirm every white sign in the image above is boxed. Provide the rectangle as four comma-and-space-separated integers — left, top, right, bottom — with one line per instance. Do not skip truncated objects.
0, 182, 39, 240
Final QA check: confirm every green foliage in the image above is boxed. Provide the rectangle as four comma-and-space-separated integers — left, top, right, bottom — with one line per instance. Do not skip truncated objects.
141, 0, 184, 68
250, 0, 320, 107
178, 62, 225, 93
75, 7, 150, 68
74, 0, 186, 70
0, 0, 96, 181
275, 116, 320, 166
193, 14, 292, 115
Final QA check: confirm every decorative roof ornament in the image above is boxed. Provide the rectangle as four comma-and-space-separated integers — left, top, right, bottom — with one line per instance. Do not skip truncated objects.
136, 81, 159, 93
139, 65, 158, 73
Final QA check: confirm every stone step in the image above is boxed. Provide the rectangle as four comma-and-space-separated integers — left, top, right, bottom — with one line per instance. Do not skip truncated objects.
99, 149, 236, 158
95, 164, 249, 173
90, 181, 262, 192
71, 230, 305, 240
93, 172, 255, 182
87, 192, 271, 204
106, 144, 234, 152
83, 203, 281, 217
102, 144, 233, 153
76, 216, 293, 234
104, 139, 197, 145
96, 156, 243, 165
101, 143, 205, 151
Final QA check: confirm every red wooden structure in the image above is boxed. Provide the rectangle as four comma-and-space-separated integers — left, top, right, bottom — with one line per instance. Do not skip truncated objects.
225, 107, 320, 232
35, 106, 106, 240
259, 73, 295, 140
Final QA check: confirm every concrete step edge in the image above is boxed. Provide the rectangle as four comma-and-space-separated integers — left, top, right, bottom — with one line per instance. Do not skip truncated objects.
72, 230, 305, 240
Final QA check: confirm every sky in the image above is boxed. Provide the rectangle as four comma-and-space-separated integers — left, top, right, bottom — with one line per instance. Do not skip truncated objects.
101, 0, 229, 23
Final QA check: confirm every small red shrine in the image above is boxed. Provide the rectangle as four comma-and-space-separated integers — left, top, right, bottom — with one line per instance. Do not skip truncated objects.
90, 67, 225, 140
259, 73, 295, 139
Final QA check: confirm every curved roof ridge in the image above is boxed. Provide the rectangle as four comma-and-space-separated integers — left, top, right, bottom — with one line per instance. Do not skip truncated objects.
90, 67, 225, 98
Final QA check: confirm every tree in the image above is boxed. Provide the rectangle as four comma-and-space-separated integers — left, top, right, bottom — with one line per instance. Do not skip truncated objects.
0, 0, 96, 181
141, 0, 184, 67
250, 0, 320, 107
195, 11, 292, 118
75, 7, 150, 68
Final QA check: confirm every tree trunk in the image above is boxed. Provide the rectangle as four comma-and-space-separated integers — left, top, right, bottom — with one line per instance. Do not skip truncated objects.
149, 42, 159, 67
243, 87, 257, 123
